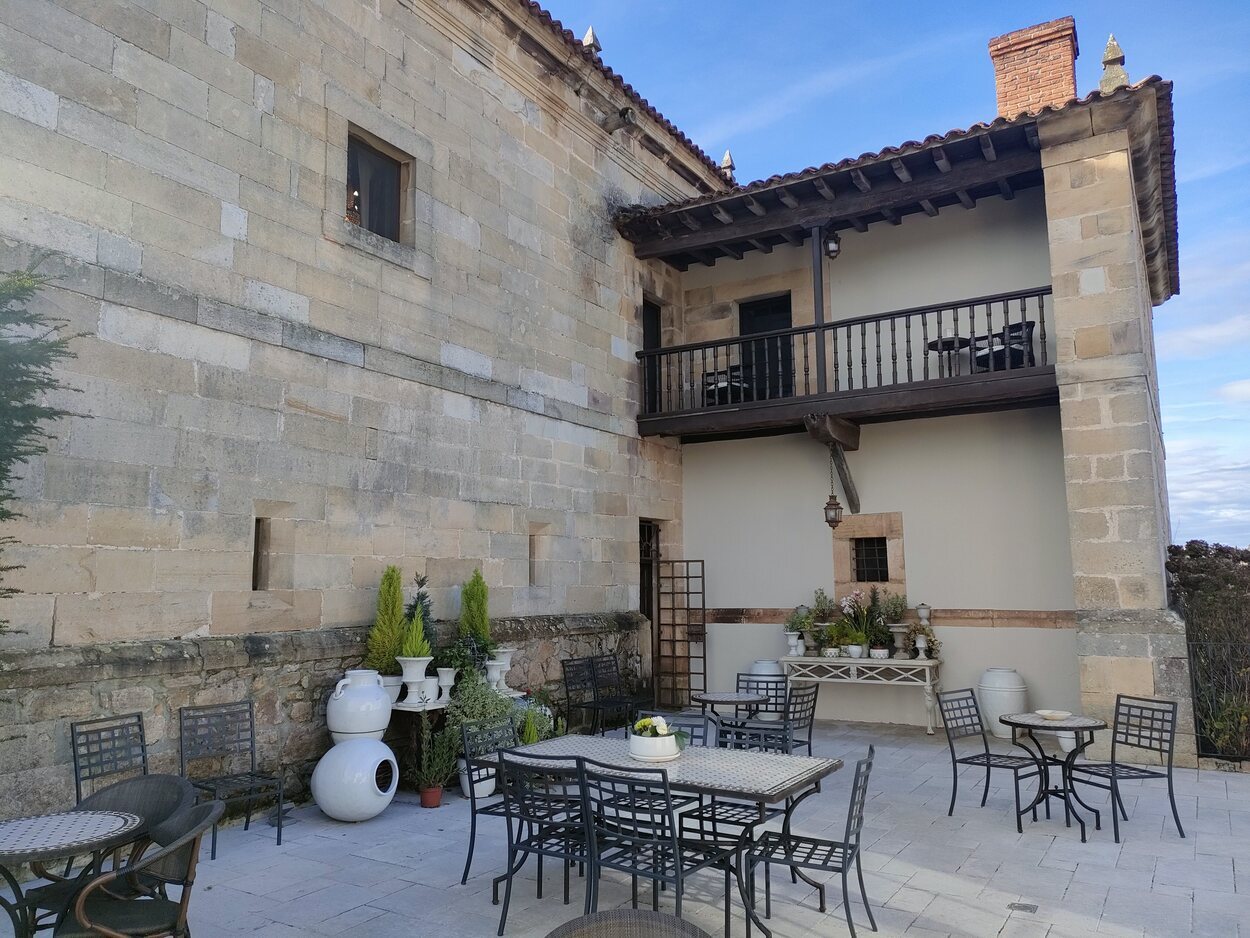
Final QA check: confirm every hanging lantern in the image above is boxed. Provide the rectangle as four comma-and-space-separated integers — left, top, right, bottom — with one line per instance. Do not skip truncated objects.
823, 229, 842, 259
824, 444, 843, 529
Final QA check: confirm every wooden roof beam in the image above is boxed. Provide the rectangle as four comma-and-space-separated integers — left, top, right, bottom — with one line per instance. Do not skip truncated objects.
919, 198, 938, 217
890, 159, 912, 183
711, 205, 734, 225
980, 136, 997, 162
691, 248, 718, 266
777, 187, 800, 208
932, 147, 951, 173
678, 212, 701, 231
779, 229, 804, 246
880, 207, 901, 225
742, 195, 767, 216
719, 243, 744, 260
849, 216, 868, 233
812, 177, 835, 201
748, 238, 773, 254
1024, 125, 1040, 151
997, 179, 1015, 200
956, 189, 975, 209
850, 169, 872, 192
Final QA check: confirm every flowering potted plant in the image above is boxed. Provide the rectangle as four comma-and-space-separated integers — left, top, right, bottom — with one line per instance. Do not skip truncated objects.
628, 715, 689, 762
838, 589, 881, 658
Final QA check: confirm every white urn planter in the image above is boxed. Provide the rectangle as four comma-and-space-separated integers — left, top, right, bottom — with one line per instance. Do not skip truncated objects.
311, 737, 398, 822
457, 757, 496, 799
978, 667, 1028, 739
380, 674, 404, 705
822, 646, 840, 658
326, 669, 391, 744
628, 732, 679, 761
484, 659, 504, 689
396, 656, 433, 702
436, 667, 457, 703
419, 676, 439, 706
888, 625, 910, 659
783, 631, 801, 657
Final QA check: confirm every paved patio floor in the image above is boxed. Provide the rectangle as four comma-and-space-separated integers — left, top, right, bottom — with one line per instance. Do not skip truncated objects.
176, 722, 1247, 937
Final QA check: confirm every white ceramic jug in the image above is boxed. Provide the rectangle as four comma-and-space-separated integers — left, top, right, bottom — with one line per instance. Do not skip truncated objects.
327, 669, 392, 744
977, 667, 1027, 739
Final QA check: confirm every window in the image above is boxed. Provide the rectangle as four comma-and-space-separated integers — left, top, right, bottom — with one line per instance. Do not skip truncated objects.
346, 134, 402, 242
252, 518, 271, 591
738, 294, 794, 401
852, 537, 889, 582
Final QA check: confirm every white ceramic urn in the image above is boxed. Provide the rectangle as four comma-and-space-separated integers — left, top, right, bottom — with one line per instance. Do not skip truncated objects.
327, 669, 392, 744
977, 667, 1028, 739
310, 737, 398, 822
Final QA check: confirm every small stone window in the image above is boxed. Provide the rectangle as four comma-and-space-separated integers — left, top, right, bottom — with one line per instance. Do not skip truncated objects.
346, 132, 405, 243
252, 518, 271, 591
852, 537, 889, 583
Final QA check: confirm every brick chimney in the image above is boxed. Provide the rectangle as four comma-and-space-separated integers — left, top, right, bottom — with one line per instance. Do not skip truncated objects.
988, 16, 1079, 118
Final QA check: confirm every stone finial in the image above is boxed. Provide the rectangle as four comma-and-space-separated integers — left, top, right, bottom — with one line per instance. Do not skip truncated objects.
1100, 33, 1129, 93
720, 149, 735, 176
581, 26, 601, 54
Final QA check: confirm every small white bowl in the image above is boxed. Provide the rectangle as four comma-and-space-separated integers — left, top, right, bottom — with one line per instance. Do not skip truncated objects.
1036, 709, 1072, 721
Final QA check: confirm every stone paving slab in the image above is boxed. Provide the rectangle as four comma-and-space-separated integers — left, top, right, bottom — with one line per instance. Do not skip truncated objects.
6, 721, 1247, 937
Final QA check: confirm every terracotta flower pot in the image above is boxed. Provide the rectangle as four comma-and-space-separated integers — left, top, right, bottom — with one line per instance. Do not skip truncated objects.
419, 785, 443, 808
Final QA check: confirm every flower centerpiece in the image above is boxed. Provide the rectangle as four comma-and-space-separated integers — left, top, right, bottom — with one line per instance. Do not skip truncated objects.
628, 715, 689, 762
837, 589, 882, 658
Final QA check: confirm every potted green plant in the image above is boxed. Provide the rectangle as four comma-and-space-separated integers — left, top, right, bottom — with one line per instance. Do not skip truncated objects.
396, 607, 434, 704
880, 590, 910, 659
844, 629, 867, 658
784, 607, 812, 656
818, 622, 843, 657
412, 712, 458, 808
364, 565, 407, 702
906, 619, 942, 660
444, 670, 515, 798
809, 589, 838, 650
867, 617, 893, 659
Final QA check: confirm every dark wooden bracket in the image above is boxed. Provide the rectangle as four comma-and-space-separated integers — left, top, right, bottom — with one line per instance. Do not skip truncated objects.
804, 414, 861, 514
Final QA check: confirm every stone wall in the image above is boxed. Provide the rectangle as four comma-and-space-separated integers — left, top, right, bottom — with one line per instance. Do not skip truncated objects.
0, 613, 645, 819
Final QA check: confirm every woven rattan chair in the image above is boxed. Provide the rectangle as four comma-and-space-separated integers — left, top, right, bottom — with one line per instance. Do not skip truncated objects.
938, 688, 1042, 833
52, 801, 224, 938
460, 716, 519, 884
1069, 694, 1185, 843
179, 701, 283, 860
746, 746, 877, 938
25, 775, 198, 929
71, 713, 148, 803
545, 909, 713, 938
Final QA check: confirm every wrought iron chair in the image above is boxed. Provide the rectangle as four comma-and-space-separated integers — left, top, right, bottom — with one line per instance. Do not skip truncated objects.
1069, 694, 1185, 843
178, 701, 284, 860
733, 673, 788, 722
25, 775, 198, 931
746, 746, 877, 938
971, 320, 1036, 372
718, 684, 818, 755
579, 758, 736, 938
591, 655, 647, 729
493, 750, 589, 936
71, 713, 148, 803
561, 657, 630, 736
51, 801, 224, 938
545, 909, 713, 938
460, 716, 519, 884
937, 688, 1041, 833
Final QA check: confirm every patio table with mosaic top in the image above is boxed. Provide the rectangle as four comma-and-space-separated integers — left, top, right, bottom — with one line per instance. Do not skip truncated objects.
999, 712, 1107, 842
510, 735, 842, 938
0, 810, 144, 937
689, 691, 767, 717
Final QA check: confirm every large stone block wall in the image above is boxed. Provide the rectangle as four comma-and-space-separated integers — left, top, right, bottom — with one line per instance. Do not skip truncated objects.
0, 613, 644, 819
0, 0, 716, 648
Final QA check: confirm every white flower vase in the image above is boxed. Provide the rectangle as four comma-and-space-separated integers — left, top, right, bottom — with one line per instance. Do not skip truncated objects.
326, 669, 391, 744
436, 667, 457, 703
796, 636, 807, 656
396, 656, 433, 702
783, 631, 801, 656
888, 625, 910, 660
915, 635, 929, 660
419, 676, 439, 707
847, 645, 864, 659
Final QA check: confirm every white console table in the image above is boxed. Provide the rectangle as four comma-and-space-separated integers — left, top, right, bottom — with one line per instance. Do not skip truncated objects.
781, 656, 942, 734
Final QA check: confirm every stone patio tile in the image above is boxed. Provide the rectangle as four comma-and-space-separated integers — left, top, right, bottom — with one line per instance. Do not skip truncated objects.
909, 893, 1011, 936
1155, 854, 1236, 892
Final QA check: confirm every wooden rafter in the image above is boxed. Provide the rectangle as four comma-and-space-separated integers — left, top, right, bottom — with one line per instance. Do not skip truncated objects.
956, 189, 975, 209
932, 147, 951, 174
743, 195, 767, 216
678, 213, 701, 231
891, 159, 912, 183
779, 229, 804, 246
980, 136, 997, 162
997, 179, 1015, 201
777, 187, 800, 208
919, 199, 938, 217
711, 205, 734, 225
748, 238, 773, 254
812, 178, 835, 201
848, 216, 868, 233
850, 169, 872, 192
880, 207, 900, 225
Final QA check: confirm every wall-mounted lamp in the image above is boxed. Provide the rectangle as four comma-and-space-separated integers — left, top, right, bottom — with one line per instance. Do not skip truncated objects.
823, 229, 842, 259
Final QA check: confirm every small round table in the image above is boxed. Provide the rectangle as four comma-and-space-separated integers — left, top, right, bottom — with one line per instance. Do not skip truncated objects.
0, 810, 144, 937
999, 712, 1107, 842
690, 691, 767, 717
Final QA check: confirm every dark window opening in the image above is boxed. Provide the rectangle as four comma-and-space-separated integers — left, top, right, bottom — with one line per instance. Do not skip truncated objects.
853, 537, 889, 582
738, 294, 794, 402
347, 135, 402, 242
252, 518, 271, 591
642, 300, 662, 415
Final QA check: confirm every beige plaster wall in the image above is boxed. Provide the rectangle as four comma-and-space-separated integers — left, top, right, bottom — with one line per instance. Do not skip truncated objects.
682, 409, 1076, 612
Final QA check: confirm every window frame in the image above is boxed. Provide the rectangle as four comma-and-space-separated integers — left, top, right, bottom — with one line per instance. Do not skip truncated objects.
345, 126, 411, 246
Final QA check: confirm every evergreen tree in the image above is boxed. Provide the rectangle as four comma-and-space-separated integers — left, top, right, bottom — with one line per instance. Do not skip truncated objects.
364, 565, 406, 673
0, 265, 75, 632
458, 569, 490, 644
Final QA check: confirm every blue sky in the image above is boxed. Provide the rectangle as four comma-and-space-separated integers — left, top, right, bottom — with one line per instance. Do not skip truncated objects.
541, 1, 1250, 547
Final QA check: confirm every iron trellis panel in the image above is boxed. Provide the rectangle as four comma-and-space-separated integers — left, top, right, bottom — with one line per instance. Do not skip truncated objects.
654, 559, 706, 710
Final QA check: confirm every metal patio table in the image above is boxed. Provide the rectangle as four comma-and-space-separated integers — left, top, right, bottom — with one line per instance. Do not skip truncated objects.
509, 735, 841, 938
999, 712, 1107, 842
0, 809, 144, 937
689, 691, 767, 717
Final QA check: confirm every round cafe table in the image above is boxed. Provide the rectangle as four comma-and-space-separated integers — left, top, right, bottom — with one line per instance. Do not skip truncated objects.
690, 691, 767, 717
999, 712, 1107, 842
0, 810, 144, 937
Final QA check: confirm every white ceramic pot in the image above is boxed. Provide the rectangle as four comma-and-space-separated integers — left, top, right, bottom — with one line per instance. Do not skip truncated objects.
749, 659, 784, 676
869, 647, 890, 659
783, 631, 801, 656
484, 659, 504, 688
380, 674, 403, 705
796, 637, 807, 656
888, 625, 910, 659
457, 757, 496, 799
822, 646, 840, 658
396, 656, 433, 701
914, 635, 929, 660
326, 669, 391, 744
629, 732, 679, 760
978, 667, 1028, 739
436, 667, 457, 702
847, 645, 864, 659
419, 676, 439, 706
311, 737, 398, 822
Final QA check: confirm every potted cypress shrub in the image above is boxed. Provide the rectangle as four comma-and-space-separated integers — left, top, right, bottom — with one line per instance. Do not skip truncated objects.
413, 713, 457, 808
396, 608, 434, 704
364, 565, 407, 702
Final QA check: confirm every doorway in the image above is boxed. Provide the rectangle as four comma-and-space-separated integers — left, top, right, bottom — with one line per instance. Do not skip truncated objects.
738, 293, 794, 401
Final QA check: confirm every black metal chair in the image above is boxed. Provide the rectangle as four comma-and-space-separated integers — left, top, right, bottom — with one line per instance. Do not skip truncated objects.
25, 775, 199, 931
733, 673, 788, 722
546, 909, 713, 938
52, 801, 224, 938
1069, 694, 1185, 843
591, 655, 647, 728
746, 746, 877, 938
71, 713, 148, 803
179, 701, 284, 860
718, 684, 818, 755
562, 657, 631, 736
678, 722, 788, 852
580, 758, 736, 938
493, 750, 589, 936
971, 320, 1036, 372
460, 716, 519, 884
937, 688, 1041, 833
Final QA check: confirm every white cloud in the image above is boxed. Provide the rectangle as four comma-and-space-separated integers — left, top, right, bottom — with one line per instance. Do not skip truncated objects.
1156, 313, 1250, 360
1167, 436, 1250, 546
1219, 379, 1250, 402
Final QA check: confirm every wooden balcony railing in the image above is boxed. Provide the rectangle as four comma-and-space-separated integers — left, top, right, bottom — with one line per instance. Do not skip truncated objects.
637, 286, 1053, 422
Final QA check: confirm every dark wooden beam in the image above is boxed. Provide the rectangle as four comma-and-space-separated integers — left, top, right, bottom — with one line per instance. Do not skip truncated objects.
812, 178, 835, 201
678, 213, 701, 231
831, 442, 860, 515
932, 147, 951, 173
880, 207, 900, 225
780, 229, 804, 246
691, 248, 718, 266
919, 198, 938, 217
629, 148, 1039, 259
743, 195, 767, 216
777, 188, 800, 208
711, 205, 734, 225
956, 189, 975, 209
848, 216, 868, 233
891, 159, 912, 183
980, 136, 997, 162
748, 238, 773, 254
1025, 125, 1040, 150
997, 179, 1015, 201
803, 413, 860, 451
850, 169, 872, 192
810, 227, 827, 394
719, 243, 743, 260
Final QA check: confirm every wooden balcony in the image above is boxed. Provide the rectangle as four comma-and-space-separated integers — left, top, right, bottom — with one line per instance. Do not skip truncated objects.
637, 287, 1057, 438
